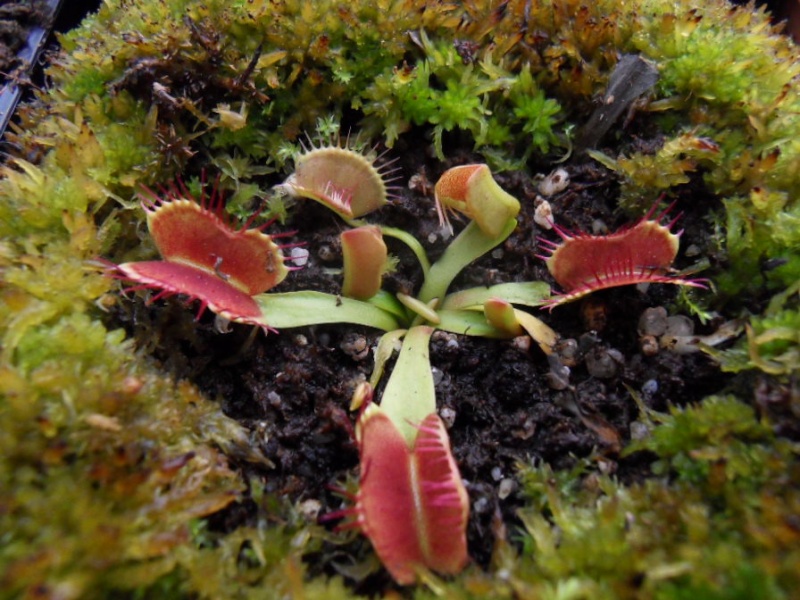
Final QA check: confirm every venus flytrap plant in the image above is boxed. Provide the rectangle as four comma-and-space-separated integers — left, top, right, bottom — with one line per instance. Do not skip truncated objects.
256, 158, 560, 584
108, 153, 558, 584
269, 161, 559, 584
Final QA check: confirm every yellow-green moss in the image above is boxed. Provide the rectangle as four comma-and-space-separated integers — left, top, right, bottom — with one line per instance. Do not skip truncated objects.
504, 396, 799, 599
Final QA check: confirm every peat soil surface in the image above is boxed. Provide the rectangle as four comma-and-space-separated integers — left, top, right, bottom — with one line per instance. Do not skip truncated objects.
113, 129, 732, 590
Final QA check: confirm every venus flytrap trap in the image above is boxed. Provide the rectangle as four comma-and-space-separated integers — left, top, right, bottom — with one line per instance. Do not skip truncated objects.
482, 298, 559, 355
332, 326, 469, 585
340, 226, 387, 301
537, 203, 708, 309
106, 179, 292, 329
279, 134, 399, 219
434, 163, 521, 237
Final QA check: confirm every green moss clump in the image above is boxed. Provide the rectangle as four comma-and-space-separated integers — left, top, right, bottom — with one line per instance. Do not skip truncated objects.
709, 282, 800, 376
0, 314, 250, 596
359, 34, 564, 161
625, 396, 777, 491
588, 133, 724, 208
507, 396, 800, 599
